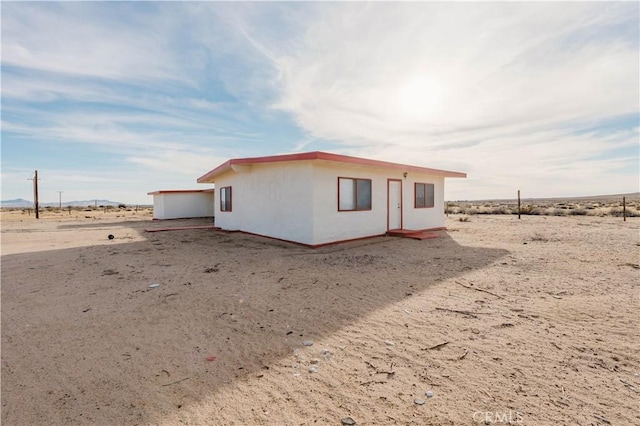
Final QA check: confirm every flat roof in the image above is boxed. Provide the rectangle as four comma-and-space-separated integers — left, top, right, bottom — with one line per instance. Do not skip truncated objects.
197, 151, 466, 183
147, 189, 215, 195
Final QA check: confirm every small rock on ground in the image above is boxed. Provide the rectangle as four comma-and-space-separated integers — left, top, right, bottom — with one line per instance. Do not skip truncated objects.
341, 417, 356, 425
414, 398, 425, 405
303, 340, 314, 346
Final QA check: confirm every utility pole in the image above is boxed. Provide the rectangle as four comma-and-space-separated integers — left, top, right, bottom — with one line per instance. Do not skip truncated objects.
58, 191, 64, 209
28, 170, 40, 219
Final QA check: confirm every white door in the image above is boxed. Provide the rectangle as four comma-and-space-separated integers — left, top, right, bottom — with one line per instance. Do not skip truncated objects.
388, 180, 402, 230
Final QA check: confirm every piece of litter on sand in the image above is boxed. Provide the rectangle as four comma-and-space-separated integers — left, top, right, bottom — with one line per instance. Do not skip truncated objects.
426, 391, 434, 398
149, 284, 160, 288
414, 398, 425, 405
341, 417, 356, 425
108, 234, 115, 240
206, 356, 217, 362
309, 366, 318, 373
384, 340, 395, 346
293, 373, 300, 377
302, 340, 314, 347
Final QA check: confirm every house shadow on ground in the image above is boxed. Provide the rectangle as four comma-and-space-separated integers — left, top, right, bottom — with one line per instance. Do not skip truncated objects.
1, 228, 507, 425
54, 217, 213, 231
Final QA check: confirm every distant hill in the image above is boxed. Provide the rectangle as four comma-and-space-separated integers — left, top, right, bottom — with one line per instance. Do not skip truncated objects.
454, 192, 640, 203
1, 199, 124, 208
1, 198, 32, 208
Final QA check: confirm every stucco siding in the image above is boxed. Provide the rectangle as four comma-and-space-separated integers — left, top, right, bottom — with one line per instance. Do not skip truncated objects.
152, 192, 214, 220
310, 163, 446, 245
214, 162, 315, 244
311, 163, 391, 245
402, 175, 446, 230
153, 195, 165, 219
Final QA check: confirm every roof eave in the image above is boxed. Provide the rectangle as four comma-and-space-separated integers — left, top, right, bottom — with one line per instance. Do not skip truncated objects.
196, 151, 467, 182
196, 160, 233, 183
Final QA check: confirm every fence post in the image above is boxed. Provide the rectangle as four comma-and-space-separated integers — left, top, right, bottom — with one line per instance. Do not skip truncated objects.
623, 197, 626, 222
517, 190, 521, 219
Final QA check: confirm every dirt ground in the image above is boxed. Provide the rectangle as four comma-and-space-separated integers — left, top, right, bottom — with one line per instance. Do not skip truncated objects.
1, 211, 638, 425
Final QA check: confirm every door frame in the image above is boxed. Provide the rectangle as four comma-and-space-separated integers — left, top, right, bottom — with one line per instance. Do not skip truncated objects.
387, 178, 403, 231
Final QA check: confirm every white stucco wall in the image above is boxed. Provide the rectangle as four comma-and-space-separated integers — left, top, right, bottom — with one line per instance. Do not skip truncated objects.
212, 160, 448, 246
153, 195, 166, 219
310, 162, 446, 245
402, 175, 446, 231
213, 162, 315, 244
152, 192, 214, 219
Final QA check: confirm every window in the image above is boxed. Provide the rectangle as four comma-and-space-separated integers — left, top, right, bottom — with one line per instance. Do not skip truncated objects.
220, 186, 232, 212
415, 183, 434, 208
338, 177, 372, 211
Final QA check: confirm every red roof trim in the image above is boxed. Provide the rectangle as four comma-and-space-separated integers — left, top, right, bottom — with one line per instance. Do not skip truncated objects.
196, 151, 466, 183
148, 189, 215, 195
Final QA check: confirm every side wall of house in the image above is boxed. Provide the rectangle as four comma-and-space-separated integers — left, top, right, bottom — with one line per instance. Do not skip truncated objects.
154, 193, 214, 219
213, 162, 315, 244
402, 175, 446, 231
311, 162, 446, 245
152, 195, 165, 219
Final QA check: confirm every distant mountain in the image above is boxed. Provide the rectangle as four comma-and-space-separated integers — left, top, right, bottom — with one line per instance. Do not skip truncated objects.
454, 192, 640, 203
46, 199, 123, 207
1, 198, 32, 208
1, 199, 123, 208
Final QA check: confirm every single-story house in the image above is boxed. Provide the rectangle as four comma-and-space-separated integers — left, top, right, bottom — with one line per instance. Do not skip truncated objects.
147, 189, 215, 220
196, 151, 465, 247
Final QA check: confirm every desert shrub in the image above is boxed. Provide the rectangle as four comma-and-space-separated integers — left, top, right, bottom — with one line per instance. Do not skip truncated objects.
609, 207, 623, 217
118, 203, 126, 209
569, 208, 587, 216
587, 209, 606, 217
531, 232, 549, 242
551, 208, 567, 216
458, 216, 470, 222
472, 208, 489, 214
519, 205, 535, 215
611, 207, 640, 217
528, 207, 546, 215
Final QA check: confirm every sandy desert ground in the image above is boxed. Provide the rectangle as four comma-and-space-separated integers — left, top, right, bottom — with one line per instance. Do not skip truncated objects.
1, 210, 638, 425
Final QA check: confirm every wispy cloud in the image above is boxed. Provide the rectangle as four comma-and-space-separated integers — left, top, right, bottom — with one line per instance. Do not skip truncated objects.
1, 2, 195, 83
271, 3, 637, 136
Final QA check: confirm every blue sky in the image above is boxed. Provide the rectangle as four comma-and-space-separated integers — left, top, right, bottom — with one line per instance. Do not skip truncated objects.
2, 2, 638, 204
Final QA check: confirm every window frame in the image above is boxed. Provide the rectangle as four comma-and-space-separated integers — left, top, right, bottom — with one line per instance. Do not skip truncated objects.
337, 177, 372, 212
414, 182, 435, 209
220, 186, 232, 212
